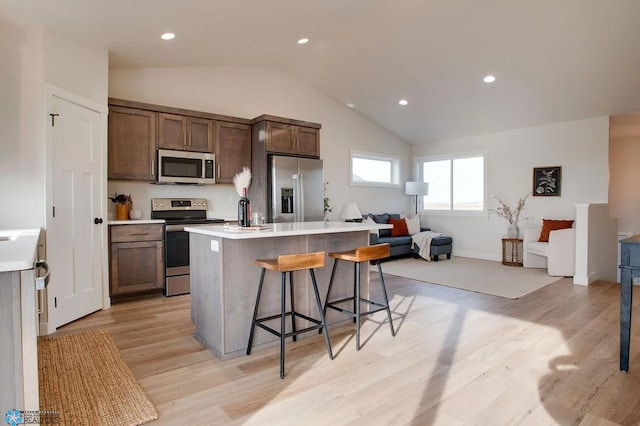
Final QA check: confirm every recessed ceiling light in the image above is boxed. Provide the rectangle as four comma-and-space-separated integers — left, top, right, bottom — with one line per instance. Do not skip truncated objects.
398, 99, 408, 106
346, 103, 355, 108
161, 32, 175, 40
483, 75, 496, 83
297, 38, 309, 44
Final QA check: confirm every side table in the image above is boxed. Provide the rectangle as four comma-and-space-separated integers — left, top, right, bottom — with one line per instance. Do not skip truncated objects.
502, 238, 523, 266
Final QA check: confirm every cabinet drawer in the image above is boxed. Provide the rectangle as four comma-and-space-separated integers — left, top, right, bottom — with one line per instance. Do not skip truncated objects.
110, 224, 164, 243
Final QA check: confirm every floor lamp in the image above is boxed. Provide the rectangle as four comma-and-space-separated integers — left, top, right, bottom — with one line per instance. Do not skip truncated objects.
405, 181, 429, 215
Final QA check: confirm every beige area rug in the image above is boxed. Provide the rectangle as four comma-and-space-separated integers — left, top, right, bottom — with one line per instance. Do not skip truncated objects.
379, 256, 561, 299
38, 329, 158, 425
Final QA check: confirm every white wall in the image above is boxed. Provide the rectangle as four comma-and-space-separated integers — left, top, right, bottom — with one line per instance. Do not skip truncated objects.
43, 27, 109, 106
0, 22, 108, 230
0, 21, 45, 229
108, 66, 412, 220
412, 116, 610, 261
574, 203, 618, 285
609, 113, 640, 236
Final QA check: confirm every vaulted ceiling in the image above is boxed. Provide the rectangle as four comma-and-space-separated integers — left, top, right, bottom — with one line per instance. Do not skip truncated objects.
3, 0, 640, 144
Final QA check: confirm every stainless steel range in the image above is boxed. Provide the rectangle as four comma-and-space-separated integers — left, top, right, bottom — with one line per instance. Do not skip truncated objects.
151, 198, 225, 296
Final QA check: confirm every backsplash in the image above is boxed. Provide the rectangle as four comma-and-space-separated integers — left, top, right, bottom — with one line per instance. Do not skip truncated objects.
107, 181, 240, 221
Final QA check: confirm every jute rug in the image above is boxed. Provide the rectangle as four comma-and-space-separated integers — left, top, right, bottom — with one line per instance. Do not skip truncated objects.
38, 329, 158, 425
379, 256, 561, 299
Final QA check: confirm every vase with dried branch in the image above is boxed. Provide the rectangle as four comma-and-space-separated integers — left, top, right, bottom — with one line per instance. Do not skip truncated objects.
489, 194, 529, 238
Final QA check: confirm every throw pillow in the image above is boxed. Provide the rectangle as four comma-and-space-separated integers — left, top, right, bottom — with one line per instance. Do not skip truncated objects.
401, 214, 421, 235
388, 218, 409, 237
371, 213, 391, 237
538, 219, 574, 242
364, 216, 379, 236
371, 213, 389, 224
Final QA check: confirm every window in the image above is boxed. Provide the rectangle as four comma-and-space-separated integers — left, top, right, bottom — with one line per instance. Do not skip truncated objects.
416, 152, 485, 213
350, 150, 400, 187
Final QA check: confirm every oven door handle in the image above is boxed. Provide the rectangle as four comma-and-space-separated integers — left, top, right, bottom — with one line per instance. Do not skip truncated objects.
166, 224, 187, 232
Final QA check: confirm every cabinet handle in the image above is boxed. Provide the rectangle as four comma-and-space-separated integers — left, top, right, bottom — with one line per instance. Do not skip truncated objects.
151, 160, 155, 177
217, 163, 220, 178
188, 131, 192, 146
183, 130, 187, 146
129, 233, 149, 236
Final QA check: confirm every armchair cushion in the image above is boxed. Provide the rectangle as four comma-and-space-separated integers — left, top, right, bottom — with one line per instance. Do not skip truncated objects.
539, 219, 574, 242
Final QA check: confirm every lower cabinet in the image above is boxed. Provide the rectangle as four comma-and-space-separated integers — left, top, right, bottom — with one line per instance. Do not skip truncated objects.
109, 224, 164, 296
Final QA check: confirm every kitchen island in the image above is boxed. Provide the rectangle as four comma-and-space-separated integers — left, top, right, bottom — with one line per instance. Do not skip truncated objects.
186, 221, 391, 360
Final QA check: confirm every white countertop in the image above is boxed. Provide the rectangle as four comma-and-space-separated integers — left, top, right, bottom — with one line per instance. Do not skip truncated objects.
107, 219, 165, 225
0, 229, 41, 272
185, 221, 392, 240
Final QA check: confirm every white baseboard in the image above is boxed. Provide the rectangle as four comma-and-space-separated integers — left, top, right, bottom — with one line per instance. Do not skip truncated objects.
38, 321, 56, 336
573, 272, 597, 286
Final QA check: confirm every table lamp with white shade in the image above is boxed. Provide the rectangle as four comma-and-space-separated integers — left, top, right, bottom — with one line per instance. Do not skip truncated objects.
405, 181, 429, 215
339, 203, 363, 222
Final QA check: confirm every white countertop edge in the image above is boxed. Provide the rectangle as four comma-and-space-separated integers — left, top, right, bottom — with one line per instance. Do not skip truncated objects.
108, 219, 165, 225
0, 229, 41, 272
185, 221, 392, 240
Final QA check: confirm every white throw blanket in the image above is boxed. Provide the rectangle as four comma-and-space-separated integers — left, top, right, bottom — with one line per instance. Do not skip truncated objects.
411, 231, 445, 260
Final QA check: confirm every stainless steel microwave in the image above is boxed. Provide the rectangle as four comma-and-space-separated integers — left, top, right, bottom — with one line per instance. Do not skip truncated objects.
157, 149, 215, 184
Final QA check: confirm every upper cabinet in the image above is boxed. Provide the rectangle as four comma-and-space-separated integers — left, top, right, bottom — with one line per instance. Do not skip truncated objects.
108, 105, 157, 181
252, 115, 321, 158
108, 98, 252, 182
158, 113, 214, 153
216, 122, 251, 183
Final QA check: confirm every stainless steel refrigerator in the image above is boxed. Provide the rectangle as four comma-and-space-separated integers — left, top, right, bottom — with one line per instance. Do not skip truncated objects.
268, 155, 324, 223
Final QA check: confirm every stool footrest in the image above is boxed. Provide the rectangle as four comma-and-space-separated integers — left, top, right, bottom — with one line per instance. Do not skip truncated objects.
326, 302, 389, 318
326, 297, 386, 308
255, 315, 324, 339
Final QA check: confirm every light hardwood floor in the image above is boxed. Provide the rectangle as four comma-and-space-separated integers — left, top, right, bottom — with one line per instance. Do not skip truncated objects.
53, 273, 640, 425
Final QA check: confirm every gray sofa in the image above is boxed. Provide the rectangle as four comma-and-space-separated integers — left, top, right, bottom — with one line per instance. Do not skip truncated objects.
365, 213, 453, 261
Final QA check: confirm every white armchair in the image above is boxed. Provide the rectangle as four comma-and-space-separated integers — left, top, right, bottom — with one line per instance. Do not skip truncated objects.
523, 224, 576, 277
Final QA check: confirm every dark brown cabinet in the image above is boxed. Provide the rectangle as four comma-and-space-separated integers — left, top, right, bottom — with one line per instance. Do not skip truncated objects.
108, 98, 252, 182
158, 113, 214, 153
252, 115, 321, 158
215, 121, 251, 183
108, 106, 157, 181
109, 224, 164, 297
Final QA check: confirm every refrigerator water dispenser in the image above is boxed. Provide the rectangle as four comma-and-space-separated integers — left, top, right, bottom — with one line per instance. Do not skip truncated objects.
281, 188, 294, 214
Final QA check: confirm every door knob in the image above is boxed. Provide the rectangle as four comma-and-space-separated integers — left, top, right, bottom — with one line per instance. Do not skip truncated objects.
94, 217, 103, 224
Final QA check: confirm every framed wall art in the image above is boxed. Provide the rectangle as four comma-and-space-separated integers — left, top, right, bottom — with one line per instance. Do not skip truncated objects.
533, 166, 561, 197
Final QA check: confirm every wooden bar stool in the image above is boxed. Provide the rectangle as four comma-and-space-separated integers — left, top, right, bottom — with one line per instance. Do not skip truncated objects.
323, 243, 395, 350
246, 251, 333, 379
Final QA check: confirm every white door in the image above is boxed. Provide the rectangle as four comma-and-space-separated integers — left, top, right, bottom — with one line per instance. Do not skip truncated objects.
48, 95, 103, 327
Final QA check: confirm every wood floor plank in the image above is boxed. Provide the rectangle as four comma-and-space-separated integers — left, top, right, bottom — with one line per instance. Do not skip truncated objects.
49, 273, 640, 425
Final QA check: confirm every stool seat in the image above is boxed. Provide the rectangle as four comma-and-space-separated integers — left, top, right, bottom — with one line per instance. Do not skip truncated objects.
247, 250, 332, 379
329, 244, 390, 263
323, 243, 395, 351
255, 251, 325, 272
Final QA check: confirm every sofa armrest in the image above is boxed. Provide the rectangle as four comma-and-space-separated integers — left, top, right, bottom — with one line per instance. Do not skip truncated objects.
547, 227, 576, 276
548, 227, 575, 255
370, 232, 379, 245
